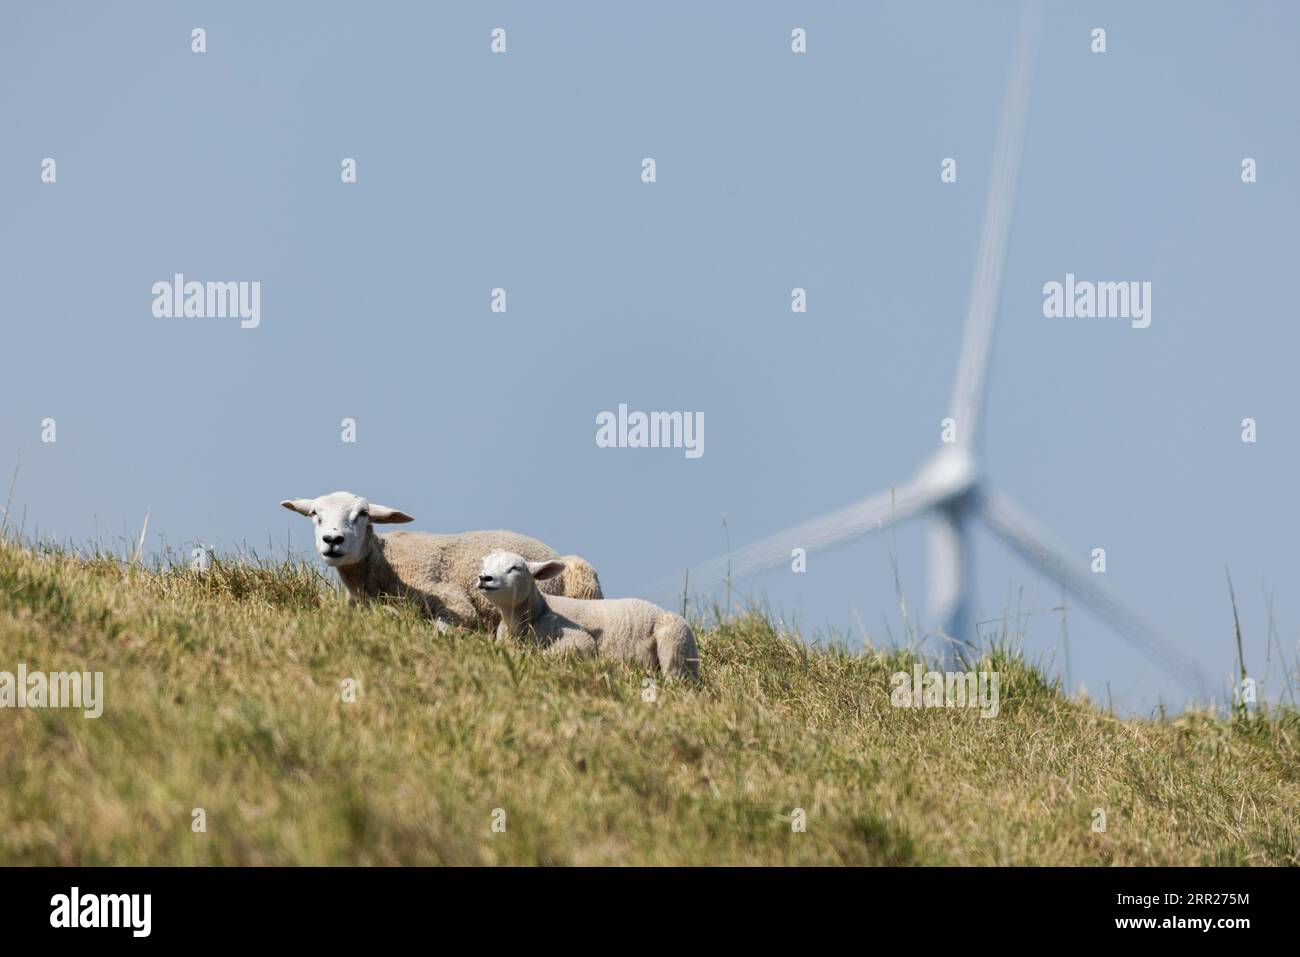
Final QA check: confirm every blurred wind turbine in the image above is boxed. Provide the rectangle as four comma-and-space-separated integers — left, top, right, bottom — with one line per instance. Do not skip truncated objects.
662, 1, 1211, 699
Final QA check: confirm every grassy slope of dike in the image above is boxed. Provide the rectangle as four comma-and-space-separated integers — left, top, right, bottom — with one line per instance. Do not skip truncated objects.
0, 540, 1296, 866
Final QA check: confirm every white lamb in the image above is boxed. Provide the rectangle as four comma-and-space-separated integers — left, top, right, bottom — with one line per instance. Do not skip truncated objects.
280, 492, 602, 629
476, 550, 699, 679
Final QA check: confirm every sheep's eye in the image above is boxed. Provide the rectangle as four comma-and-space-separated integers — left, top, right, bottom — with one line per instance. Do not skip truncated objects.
513, 565, 524, 573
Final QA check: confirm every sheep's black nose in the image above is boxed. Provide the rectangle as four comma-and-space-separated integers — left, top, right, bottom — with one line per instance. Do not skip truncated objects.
478, 574, 493, 585
322, 534, 344, 546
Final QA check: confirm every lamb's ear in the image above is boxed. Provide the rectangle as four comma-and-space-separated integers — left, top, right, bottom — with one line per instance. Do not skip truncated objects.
368, 504, 415, 524
527, 560, 566, 581
280, 499, 314, 516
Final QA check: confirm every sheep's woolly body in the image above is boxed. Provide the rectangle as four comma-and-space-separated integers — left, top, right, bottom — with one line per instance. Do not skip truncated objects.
493, 579, 699, 679
338, 527, 601, 628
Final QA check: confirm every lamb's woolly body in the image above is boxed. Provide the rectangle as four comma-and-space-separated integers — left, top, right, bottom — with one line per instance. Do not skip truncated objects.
524, 594, 700, 678
481, 554, 698, 678
339, 527, 600, 628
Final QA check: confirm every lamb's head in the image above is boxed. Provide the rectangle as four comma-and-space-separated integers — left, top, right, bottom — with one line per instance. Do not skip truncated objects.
476, 550, 565, 609
280, 491, 413, 567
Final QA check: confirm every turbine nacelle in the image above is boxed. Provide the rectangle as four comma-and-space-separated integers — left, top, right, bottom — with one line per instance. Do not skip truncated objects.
912, 449, 980, 509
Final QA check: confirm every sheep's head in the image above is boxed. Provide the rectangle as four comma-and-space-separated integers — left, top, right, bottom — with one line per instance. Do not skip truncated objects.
476, 551, 565, 608
280, 491, 413, 567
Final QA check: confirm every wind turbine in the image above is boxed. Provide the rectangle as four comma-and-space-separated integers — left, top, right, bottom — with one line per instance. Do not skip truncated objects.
663, 2, 1212, 700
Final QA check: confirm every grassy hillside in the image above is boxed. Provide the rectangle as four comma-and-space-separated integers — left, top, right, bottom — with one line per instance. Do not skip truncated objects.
0, 541, 1296, 865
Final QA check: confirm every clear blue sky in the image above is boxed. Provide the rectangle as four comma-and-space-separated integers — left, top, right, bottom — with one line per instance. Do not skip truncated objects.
2, 1, 1296, 712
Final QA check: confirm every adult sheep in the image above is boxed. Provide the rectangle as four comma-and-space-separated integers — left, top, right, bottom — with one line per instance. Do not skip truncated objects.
476, 550, 699, 679
280, 491, 602, 629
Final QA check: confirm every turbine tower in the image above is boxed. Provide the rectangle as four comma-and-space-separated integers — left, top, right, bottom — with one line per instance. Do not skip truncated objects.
663, 1, 1211, 700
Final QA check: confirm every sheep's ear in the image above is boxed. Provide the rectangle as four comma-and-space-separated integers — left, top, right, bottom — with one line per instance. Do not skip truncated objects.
528, 560, 566, 581
368, 504, 414, 524
281, 499, 314, 516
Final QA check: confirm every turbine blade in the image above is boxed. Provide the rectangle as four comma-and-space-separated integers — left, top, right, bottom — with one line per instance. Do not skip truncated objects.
980, 489, 1212, 699
947, 0, 1044, 448
654, 478, 946, 600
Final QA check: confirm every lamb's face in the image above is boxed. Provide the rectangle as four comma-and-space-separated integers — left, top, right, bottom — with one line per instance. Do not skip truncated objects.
477, 551, 565, 608
476, 551, 532, 608
280, 491, 414, 567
